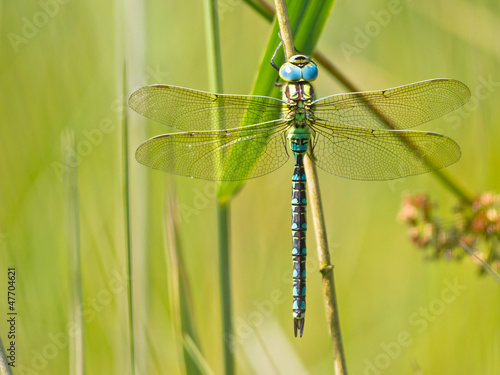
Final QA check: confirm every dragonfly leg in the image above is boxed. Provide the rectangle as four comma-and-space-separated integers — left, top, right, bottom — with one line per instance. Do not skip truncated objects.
270, 38, 283, 71
270, 32, 304, 72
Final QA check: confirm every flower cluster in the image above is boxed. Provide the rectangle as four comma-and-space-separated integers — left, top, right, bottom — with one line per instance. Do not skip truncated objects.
398, 191, 500, 272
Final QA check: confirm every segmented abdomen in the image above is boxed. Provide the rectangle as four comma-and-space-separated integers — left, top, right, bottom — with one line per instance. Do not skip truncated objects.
291, 152, 307, 336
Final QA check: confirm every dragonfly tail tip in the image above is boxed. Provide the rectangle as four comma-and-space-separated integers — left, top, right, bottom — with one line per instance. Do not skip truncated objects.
294, 318, 305, 337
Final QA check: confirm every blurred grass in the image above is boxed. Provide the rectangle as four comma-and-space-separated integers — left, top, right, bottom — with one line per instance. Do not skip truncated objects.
203, 0, 235, 373
62, 130, 84, 375
0, 0, 499, 374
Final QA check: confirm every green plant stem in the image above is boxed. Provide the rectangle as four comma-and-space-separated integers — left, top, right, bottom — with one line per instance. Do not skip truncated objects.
0, 336, 14, 375
460, 241, 500, 284
204, 0, 223, 93
183, 334, 216, 375
244, 0, 274, 21
274, 0, 294, 57
204, 0, 234, 374
165, 186, 204, 374
122, 63, 136, 375
217, 203, 233, 374
63, 130, 85, 375
243, 0, 355, 89
274, 1, 348, 374
303, 155, 348, 374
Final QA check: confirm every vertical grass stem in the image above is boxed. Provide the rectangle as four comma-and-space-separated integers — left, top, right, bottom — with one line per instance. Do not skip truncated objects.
204, 0, 235, 374
274, 1, 348, 373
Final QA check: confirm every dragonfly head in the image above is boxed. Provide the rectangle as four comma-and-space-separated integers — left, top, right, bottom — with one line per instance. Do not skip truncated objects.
279, 55, 318, 83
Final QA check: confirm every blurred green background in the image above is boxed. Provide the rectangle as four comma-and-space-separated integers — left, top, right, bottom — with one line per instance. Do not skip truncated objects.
1, 0, 499, 374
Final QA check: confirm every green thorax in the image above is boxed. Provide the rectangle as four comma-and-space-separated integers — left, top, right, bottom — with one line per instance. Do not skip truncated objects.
284, 82, 315, 153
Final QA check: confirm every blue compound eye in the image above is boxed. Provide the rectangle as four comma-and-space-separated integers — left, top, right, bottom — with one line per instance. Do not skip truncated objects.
279, 63, 302, 82
301, 62, 318, 81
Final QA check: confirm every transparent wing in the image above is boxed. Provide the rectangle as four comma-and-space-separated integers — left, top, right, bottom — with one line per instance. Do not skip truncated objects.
310, 120, 461, 180
313, 79, 470, 130
129, 85, 285, 131
135, 121, 290, 181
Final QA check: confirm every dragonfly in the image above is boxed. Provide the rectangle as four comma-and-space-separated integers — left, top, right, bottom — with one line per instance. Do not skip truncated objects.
129, 53, 470, 337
